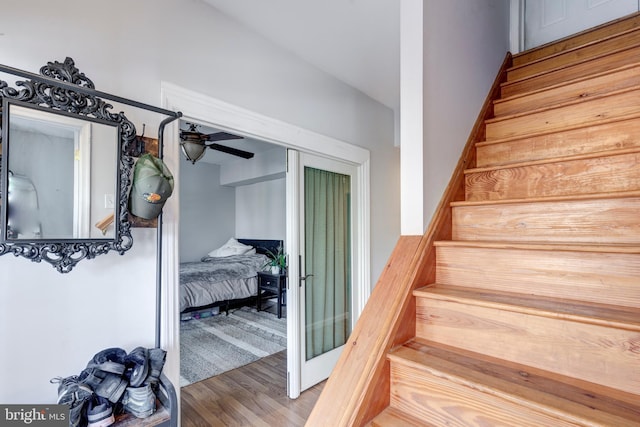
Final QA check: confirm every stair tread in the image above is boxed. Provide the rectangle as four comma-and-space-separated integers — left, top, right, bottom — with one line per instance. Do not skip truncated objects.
433, 239, 640, 254
486, 83, 640, 125
494, 63, 640, 119
368, 407, 434, 427
476, 111, 640, 147
414, 285, 640, 330
486, 89, 640, 141
451, 188, 640, 207
389, 339, 640, 425
507, 28, 640, 88
508, 25, 640, 73
503, 50, 639, 93
496, 61, 640, 107
502, 43, 640, 100
512, 12, 640, 66
465, 146, 640, 175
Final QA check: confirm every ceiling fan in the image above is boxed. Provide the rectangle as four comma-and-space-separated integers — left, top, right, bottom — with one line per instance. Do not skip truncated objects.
179, 123, 254, 164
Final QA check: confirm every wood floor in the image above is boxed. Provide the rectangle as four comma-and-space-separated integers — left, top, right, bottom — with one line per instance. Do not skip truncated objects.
181, 350, 324, 427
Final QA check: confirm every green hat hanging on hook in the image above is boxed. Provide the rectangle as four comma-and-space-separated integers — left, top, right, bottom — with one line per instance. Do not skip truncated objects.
129, 153, 174, 220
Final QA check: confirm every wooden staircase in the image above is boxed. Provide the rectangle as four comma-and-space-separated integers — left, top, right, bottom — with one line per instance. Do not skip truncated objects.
368, 15, 640, 427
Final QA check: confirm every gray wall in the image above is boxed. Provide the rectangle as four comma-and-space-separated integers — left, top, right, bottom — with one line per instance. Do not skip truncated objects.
179, 146, 287, 262
422, 0, 510, 226
178, 158, 235, 263
9, 129, 73, 238
235, 178, 286, 241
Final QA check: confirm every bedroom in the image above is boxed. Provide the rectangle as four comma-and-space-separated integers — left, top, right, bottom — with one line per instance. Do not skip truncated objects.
177, 121, 288, 385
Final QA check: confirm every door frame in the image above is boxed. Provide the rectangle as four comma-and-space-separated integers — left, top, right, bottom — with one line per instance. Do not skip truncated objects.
509, 0, 525, 54
159, 82, 371, 400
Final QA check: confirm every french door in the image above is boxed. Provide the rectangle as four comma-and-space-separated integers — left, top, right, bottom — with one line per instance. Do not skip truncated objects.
286, 150, 362, 397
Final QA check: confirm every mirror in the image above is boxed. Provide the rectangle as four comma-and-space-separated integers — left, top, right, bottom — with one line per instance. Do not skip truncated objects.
0, 58, 136, 272
5, 103, 118, 240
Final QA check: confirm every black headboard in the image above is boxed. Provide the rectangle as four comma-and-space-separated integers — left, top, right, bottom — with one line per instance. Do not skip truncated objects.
237, 239, 283, 256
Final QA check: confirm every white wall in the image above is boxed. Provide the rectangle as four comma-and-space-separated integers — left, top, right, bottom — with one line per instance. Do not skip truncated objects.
225, 147, 287, 244
235, 178, 286, 241
179, 150, 286, 262
178, 158, 235, 263
422, 0, 510, 226
0, 0, 397, 403
401, 0, 510, 234
220, 148, 286, 186
400, 0, 425, 235
0, 230, 157, 403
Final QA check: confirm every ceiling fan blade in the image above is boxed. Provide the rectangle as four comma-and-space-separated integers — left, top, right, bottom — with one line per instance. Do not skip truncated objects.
206, 143, 254, 159
204, 132, 244, 142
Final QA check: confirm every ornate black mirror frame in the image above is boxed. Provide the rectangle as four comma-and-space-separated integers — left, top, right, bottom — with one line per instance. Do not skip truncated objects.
0, 58, 135, 272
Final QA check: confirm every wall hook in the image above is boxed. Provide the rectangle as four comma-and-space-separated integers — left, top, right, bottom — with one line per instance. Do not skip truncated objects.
135, 123, 146, 156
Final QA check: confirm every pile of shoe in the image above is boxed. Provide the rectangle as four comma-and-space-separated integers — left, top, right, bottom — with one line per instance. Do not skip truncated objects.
51, 346, 166, 427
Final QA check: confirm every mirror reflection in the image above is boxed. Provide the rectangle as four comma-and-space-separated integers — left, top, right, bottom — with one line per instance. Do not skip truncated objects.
4, 103, 117, 240
0, 57, 140, 272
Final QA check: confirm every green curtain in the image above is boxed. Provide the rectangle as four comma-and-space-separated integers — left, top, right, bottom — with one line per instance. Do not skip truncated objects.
304, 167, 351, 361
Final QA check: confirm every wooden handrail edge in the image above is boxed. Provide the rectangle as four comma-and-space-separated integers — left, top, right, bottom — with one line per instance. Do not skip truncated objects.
305, 52, 513, 427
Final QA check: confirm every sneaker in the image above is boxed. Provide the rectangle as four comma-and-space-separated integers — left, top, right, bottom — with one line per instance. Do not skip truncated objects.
143, 348, 166, 387
50, 375, 93, 427
86, 395, 115, 427
121, 385, 156, 418
79, 368, 127, 404
124, 347, 148, 387
86, 348, 127, 375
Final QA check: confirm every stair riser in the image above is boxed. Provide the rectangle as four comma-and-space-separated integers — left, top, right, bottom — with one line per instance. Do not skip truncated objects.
415, 299, 640, 395
502, 45, 640, 98
476, 118, 640, 168
496, 64, 640, 117
507, 29, 640, 82
512, 14, 640, 66
390, 363, 577, 427
465, 151, 640, 201
486, 89, 640, 141
435, 246, 640, 309
452, 197, 640, 244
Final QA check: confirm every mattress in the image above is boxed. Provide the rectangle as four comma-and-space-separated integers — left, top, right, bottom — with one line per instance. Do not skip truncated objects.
179, 253, 268, 312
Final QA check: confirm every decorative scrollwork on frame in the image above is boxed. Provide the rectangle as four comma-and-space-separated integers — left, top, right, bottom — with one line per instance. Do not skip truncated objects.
0, 57, 135, 273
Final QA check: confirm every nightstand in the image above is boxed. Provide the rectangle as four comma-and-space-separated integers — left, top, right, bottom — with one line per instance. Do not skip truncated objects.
257, 272, 287, 318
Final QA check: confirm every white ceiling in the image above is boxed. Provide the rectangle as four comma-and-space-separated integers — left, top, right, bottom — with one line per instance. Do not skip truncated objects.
201, 0, 400, 110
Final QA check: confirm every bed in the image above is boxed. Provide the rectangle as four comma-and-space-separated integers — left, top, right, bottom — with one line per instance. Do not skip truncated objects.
179, 238, 282, 317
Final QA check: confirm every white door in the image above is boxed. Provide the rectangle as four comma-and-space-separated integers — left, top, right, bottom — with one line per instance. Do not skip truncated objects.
524, 0, 638, 49
286, 150, 362, 397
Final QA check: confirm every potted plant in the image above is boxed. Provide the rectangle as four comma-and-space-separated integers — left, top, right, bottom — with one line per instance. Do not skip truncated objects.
264, 246, 287, 275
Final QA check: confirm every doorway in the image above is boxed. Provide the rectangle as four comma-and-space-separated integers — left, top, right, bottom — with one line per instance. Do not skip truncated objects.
160, 82, 371, 400
176, 119, 288, 387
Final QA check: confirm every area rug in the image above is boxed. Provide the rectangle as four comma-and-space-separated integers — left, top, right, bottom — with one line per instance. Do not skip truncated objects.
180, 306, 287, 387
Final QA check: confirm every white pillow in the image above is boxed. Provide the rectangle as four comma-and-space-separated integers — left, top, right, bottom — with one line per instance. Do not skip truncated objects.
207, 238, 254, 258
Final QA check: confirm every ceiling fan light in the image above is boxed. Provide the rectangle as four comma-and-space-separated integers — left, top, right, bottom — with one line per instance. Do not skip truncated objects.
180, 140, 206, 164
